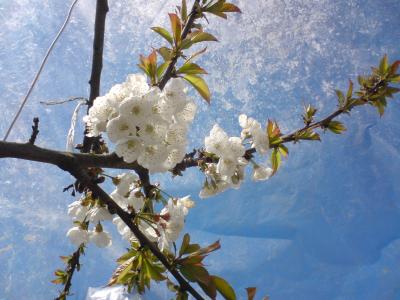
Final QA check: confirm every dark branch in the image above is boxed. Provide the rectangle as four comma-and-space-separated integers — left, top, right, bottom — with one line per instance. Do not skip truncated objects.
82, 0, 109, 153
29, 117, 39, 145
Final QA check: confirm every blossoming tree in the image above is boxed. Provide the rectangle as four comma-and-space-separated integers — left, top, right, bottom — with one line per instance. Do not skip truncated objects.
0, 0, 399, 299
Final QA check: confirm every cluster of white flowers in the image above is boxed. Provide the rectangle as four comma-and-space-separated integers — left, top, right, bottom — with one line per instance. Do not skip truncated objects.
66, 172, 194, 251
67, 198, 113, 248
200, 115, 273, 198
111, 172, 194, 251
84, 74, 196, 173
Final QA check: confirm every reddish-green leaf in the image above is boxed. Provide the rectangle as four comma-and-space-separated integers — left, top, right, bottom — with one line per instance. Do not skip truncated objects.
169, 13, 182, 45
194, 240, 221, 256
246, 287, 257, 300
183, 74, 211, 103
198, 278, 217, 299
222, 3, 242, 13
180, 265, 210, 284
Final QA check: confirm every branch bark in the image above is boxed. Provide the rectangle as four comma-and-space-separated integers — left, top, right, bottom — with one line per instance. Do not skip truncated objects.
82, 0, 109, 153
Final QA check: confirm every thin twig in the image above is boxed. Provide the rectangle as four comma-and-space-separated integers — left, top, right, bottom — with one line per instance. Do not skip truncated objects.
40, 97, 88, 106
28, 118, 40, 145
158, 0, 201, 90
3, 0, 80, 141
54, 248, 81, 300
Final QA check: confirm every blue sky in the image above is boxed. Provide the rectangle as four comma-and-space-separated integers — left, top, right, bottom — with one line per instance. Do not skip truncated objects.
0, 0, 400, 299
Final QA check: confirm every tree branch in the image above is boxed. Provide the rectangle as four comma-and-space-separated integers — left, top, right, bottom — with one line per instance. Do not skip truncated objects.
66, 166, 204, 300
82, 0, 109, 153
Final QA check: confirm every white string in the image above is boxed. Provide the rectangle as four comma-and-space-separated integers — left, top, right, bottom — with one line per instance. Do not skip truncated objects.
3, 0, 80, 141
66, 101, 86, 152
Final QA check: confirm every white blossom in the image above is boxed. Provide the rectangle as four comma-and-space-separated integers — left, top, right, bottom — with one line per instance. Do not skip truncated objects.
137, 144, 169, 173
115, 172, 138, 196
127, 187, 145, 212
239, 114, 269, 154
113, 216, 134, 241
252, 165, 273, 181
67, 226, 89, 246
115, 137, 143, 163
90, 230, 112, 248
84, 74, 196, 173
67, 200, 89, 222
87, 206, 113, 224
106, 116, 136, 143
199, 179, 230, 199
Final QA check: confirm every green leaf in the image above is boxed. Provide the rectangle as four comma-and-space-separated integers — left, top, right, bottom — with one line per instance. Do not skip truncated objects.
390, 75, 400, 83
297, 130, 321, 141
157, 62, 170, 79
183, 74, 211, 103
374, 98, 387, 117
181, 0, 188, 22
278, 144, 289, 157
327, 120, 346, 134
303, 104, 317, 125
212, 276, 237, 300
157, 47, 173, 61
205, 0, 228, 19
190, 31, 218, 44
116, 261, 134, 283
335, 89, 345, 107
117, 250, 136, 264
151, 27, 173, 45
177, 63, 207, 75
51, 278, 64, 285
143, 259, 166, 282
271, 148, 281, 174
346, 80, 353, 100
379, 54, 389, 75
